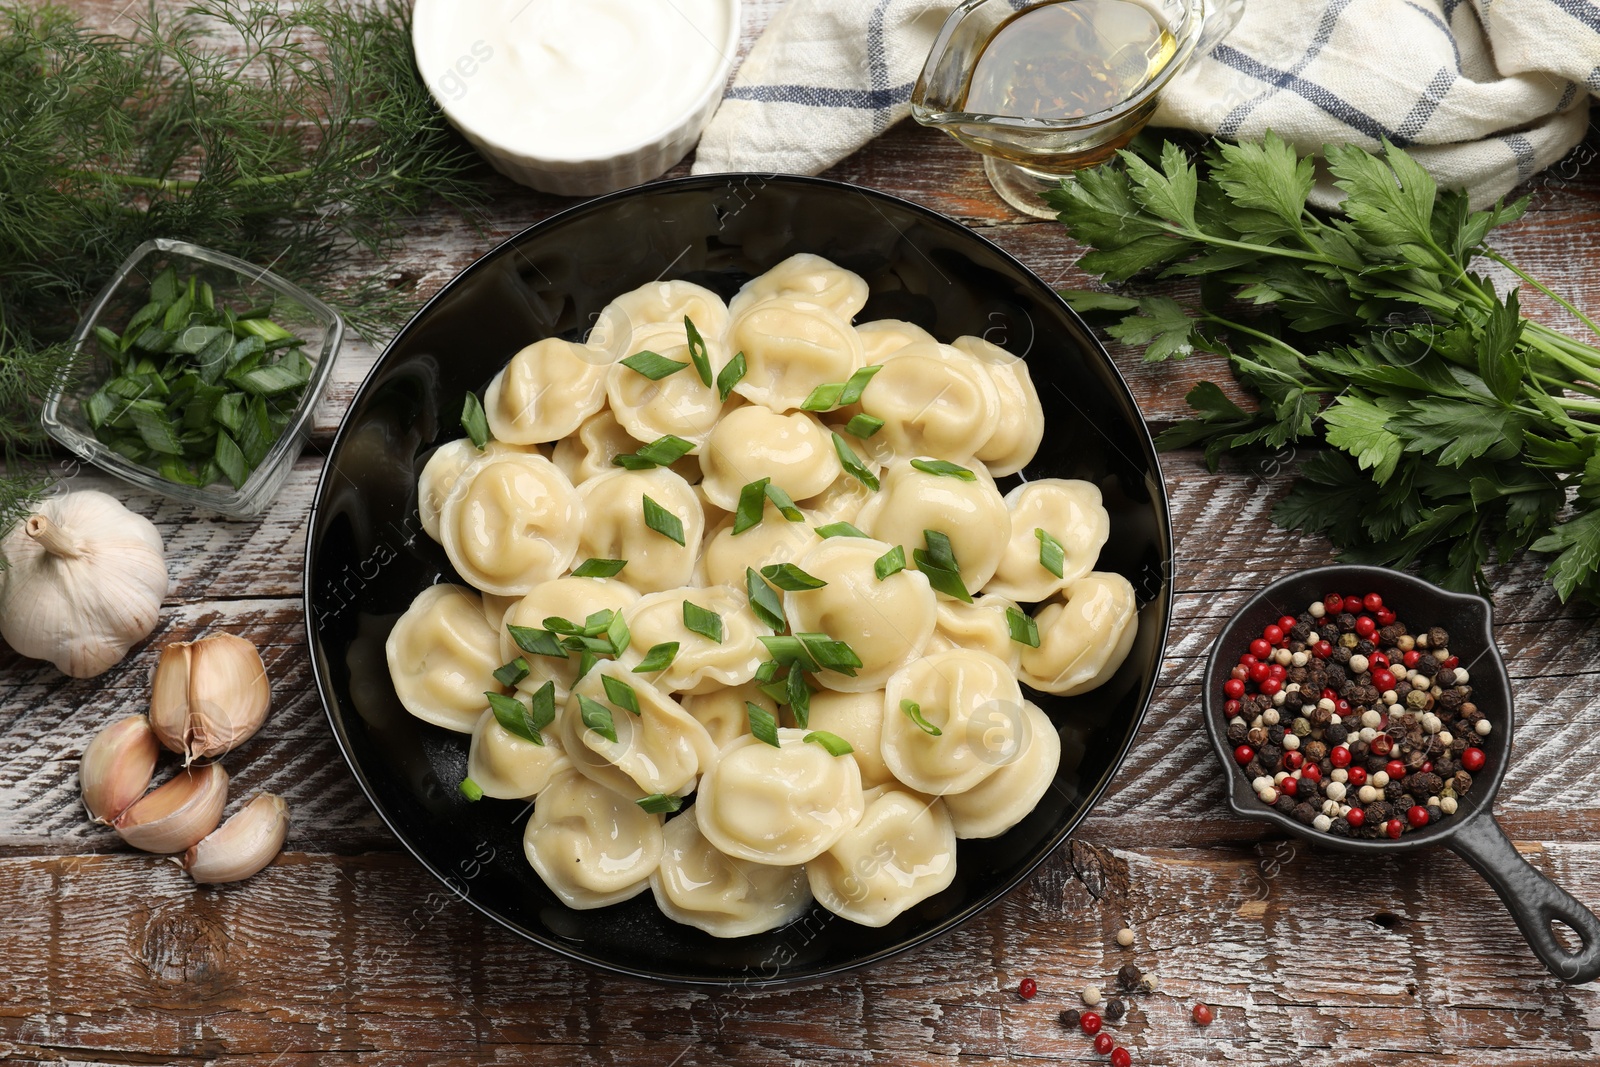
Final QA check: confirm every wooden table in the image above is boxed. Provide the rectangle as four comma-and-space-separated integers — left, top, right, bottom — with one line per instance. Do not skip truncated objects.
7, 4, 1600, 1064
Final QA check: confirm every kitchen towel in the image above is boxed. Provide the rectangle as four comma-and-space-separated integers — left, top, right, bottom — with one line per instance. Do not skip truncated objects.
690, 0, 1600, 207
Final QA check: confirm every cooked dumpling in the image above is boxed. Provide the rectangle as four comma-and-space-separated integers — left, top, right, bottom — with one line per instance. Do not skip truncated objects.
650, 810, 813, 937
807, 787, 957, 927
728, 298, 864, 412
854, 342, 999, 463
927, 593, 1025, 672
484, 337, 610, 445
385, 584, 503, 733
696, 727, 865, 864
466, 706, 572, 799
438, 452, 582, 596
499, 576, 641, 699
986, 479, 1111, 603
942, 700, 1060, 839
799, 472, 876, 524
699, 407, 841, 510
523, 768, 662, 909
678, 682, 763, 749
552, 407, 700, 486
557, 662, 719, 799
856, 318, 936, 364
481, 592, 520, 635
783, 537, 938, 694
881, 648, 1023, 795
950, 334, 1045, 476
729, 253, 869, 322
798, 688, 893, 788
855, 458, 1011, 596
589, 279, 731, 361
606, 321, 731, 448
417, 439, 539, 543
1019, 572, 1138, 696
576, 467, 705, 594
620, 585, 768, 694
695, 508, 822, 591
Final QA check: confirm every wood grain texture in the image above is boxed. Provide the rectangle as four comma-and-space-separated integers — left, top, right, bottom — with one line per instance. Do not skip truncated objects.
7, 1, 1600, 1063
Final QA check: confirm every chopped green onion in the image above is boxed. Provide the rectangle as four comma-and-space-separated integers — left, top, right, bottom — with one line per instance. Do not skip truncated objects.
754, 659, 781, 683
621, 350, 689, 380
572, 558, 628, 578
800, 382, 845, 411
843, 413, 884, 439
915, 529, 972, 602
1037, 528, 1067, 579
682, 600, 724, 643
1006, 607, 1040, 648
796, 632, 862, 676
577, 694, 618, 743
508, 624, 568, 659
764, 482, 804, 522
606, 610, 631, 656
745, 567, 787, 631
873, 544, 907, 580
760, 562, 827, 591
488, 686, 553, 745
746, 702, 780, 748
576, 650, 600, 680
684, 315, 714, 387
458, 777, 485, 801
637, 793, 683, 814
214, 430, 249, 488
901, 699, 942, 736
616, 434, 696, 469
493, 657, 531, 687
831, 432, 879, 491
838, 365, 883, 405
461, 393, 489, 449
602, 674, 641, 715
543, 615, 584, 636
814, 521, 868, 539
643, 494, 686, 545
581, 610, 614, 637
716, 350, 747, 401
758, 635, 820, 673
910, 458, 977, 481
803, 731, 854, 756
757, 679, 791, 706
787, 666, 811, 728
733, 477, 770, 535
632, 641, 680, 673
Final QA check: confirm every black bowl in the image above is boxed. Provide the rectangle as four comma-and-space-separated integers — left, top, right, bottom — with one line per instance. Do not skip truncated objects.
1203, 564, 1600, 983
304, 174, 1173, 985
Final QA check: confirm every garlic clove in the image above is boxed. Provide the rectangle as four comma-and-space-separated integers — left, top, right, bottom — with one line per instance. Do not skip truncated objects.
186, 634, 270, 763
80, 714, 161, 824
113, 761, 229, 854
177, 793, 290, 884
149, 641, 193, 756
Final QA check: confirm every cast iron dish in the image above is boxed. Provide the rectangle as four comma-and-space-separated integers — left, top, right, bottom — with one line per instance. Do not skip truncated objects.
304, 174, 1173, 985
1204, 564, 1600, 983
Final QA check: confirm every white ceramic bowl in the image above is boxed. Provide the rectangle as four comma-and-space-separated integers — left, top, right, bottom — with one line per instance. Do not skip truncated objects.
413, 0, 740, 197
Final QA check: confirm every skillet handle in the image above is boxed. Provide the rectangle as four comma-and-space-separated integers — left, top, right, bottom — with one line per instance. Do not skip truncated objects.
1448, 814, 1600, 983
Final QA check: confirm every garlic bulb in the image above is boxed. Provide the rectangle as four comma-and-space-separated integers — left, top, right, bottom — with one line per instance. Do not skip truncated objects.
177, 793, 290, 884
80, 714, 160, 824
150, 633, 271, 764
0, 491, 167, 677
113, 761, 229, 854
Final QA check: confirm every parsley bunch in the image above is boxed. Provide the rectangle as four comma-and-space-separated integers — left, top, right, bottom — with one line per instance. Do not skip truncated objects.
1050, 133, 1600, 602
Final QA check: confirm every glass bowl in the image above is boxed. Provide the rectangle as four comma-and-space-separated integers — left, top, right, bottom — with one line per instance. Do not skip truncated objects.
40, 239, 343, 519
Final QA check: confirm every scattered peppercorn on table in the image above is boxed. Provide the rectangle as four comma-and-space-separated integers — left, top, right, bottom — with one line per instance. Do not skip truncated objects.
5, 2, 1600, 1063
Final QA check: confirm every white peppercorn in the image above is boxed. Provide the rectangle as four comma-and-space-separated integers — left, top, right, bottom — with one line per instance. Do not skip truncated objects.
1349, 653, 1369, 674
1372, 771, 1390, 788
1116, 927, 1135, 948
1361, 710, 1382, 728
1441, 796, 1458, 815
1310, 601, 1326, 618
1359, 785, 1381, 804
1313, 814, 1332, 831
1283, 734, 1301, 751
1325, 781, 1347, 802
1082, 985, 1102, 1007
1263, 708, 1281, 726
1476, 719, 1492, 736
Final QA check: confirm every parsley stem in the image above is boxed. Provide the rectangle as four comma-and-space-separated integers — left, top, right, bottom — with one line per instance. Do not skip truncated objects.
1486, 250, 1600, 342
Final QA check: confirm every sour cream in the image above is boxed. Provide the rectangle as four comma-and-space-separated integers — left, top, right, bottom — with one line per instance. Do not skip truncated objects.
413, 0, 735, 163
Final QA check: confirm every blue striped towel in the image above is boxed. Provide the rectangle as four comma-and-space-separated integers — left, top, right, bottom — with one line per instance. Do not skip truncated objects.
691, 0, 1599, 207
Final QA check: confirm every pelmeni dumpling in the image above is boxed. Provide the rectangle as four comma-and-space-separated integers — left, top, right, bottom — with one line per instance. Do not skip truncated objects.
857, 319, 936, 364
576, 467, 705, 594
807, 787, 957, 927
650, 810, 813, 937
950, 334, 1045, 476
481, 592, 519, 635
881, 648, 1024, 795
695, 510, 822, 590
854, 342, 999, 464
523, 768, 662, 909
927, 594, 1025, 672
467, 706, 572, 799
697, 728, 865, 864
679, 683, 763, 749
552, 407, 699, 486
987, 480, 1112, 603
484, 337, 610, 445
499, 576, 641, 698
855, 459, 1011, 596
783, 537, 938, 693
439, 452, 582, 596
730, 253, 869, 322
728, 298, 864, 412
417, 439, 538, 543
942, 700, 1060, 839
699, 407, 841, 510
386, 584, 503, 733
557, 663, 719, 799
589, 279, 730, 361
800, 472, 876, 524
1019, 572, 1138, 696
799, 688, 892, 788
606, 322, 731, 447
621, 585, 768, 694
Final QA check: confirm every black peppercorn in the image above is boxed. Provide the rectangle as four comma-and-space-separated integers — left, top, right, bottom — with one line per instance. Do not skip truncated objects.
1291, 622, 1313, 642
1437, 689, 1463, 713
1226, 721, 1248, 745
1434, 756, 1456, 777
1326, 723, 1349, 746
1435, 668, 1456, 688
1319, 623, 1340, 642
1408, 772, 1443, 796
1332, 646, 1353, 665
1293, 801, 1318, 824
1453, 770, 1474, 795
1366, 801, 1393, 823
1427, 626, 1450, 649
1355, 638, 1377, 655
1245, 758, 1267, 780
1329, 817, 1352, 837
1268, 724, 1287, 745
1303, 739, 1328, 762
1060, 1009, 1080, 1030
1258, 744, 1283, 768
1309, 706, 1333, 729
1105, 998, 1126, 1021
1385, 780, 1406, 802
1247, 726, 1269, 748
1336, 612, 1357, 632
1350, 739, 1369, 761
1378, 623, 1406, 645
1116, 963, 1142, 991
1416, 656, 1439, 678
1275, 795, 1297, 815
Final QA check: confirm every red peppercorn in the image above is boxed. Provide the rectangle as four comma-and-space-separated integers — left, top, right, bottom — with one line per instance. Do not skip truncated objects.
1443, 655, 1459, 670
1376, 607, 1396, 626
1421, 761, 1432, 774
1369, 652, 1389, 670
1321, 687, 1339, 703
1192, 1002, 1214, 1026
1225, 699, 1242, 718
1347, 766, 1367, 787
1280, 776, 1299, 797
1263, 624, 1284, 645
1283, 750, 1303, 771
1355, 616, 1377, 639
1260, 677, 1282, 696
1370, 734, 1392, 757
1224, 678, 1244, 699
1268, 664, 1287, 680
1371, 668, 1395, 691
1081, 1012, 1102, 1035
1234, 745, 1254, 765
1230, 665, 1249, 682
1345, 594, 1362, 611
1347, 807, 1366, 828
1363, 592, 1383, 612
1386, 818, 1404, 840
1385, 760, 1406, 781
1313, 640, 1332, 659
1408, 805, 1430, 829
1018, 977, 1037, 999
1330, 745, 1351, 768
1250, 638, 1272, 659
1461, 747, 1486, 772
1249, 661, 1270, 683
1323, 594, 1344, 613
1302, 762, 1322, 783
1403, 650, 1421, 668
1111, 1048, 1131, 1067
1278, 615, 1297, 631
1094, 1033, 1114, 1054
1335, 699, 1351, 716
